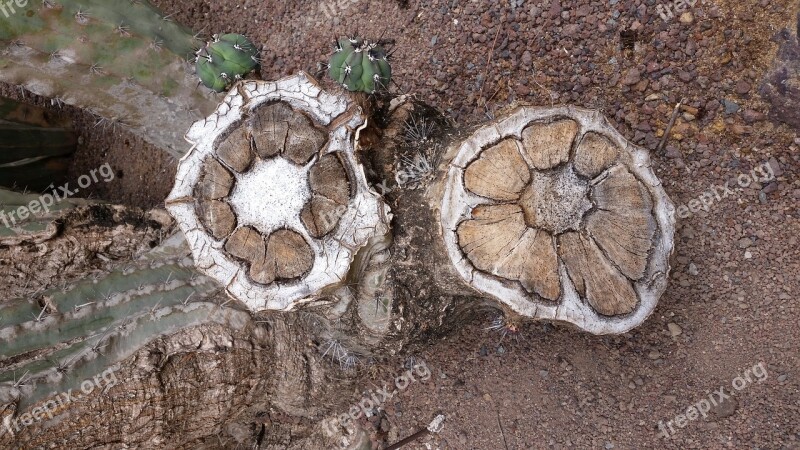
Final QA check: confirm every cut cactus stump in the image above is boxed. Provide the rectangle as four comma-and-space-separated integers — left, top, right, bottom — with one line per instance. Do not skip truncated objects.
166, 73, 391, 311
440, 106, 676, 334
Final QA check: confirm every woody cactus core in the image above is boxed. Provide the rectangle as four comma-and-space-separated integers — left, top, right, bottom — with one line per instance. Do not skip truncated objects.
439, 106, 676, 334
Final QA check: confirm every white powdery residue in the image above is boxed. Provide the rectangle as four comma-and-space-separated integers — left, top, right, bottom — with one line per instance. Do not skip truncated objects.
228, 157, 311, 236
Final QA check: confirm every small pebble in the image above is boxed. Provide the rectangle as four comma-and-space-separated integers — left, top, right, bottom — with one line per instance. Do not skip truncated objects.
722, 99, 740, 114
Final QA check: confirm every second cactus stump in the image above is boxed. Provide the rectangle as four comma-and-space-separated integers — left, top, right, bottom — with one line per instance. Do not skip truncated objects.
440, 106, 675, 334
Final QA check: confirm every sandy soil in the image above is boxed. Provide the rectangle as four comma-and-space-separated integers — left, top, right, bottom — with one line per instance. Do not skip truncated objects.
7, 0, 799, 448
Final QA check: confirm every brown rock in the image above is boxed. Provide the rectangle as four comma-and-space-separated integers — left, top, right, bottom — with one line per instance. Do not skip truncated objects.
734, 81, 752, 95
622, 68, 641, 86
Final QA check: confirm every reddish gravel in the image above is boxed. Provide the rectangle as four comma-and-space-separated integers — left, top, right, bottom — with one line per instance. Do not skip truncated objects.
9, 0, 798, 448
156, 0, 798, 448
161, 0, 800, 449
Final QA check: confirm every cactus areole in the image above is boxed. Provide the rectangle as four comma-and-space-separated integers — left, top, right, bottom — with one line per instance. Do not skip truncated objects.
195, 34, 260, 92
166, 73, 391, 311
328, 36, 392, 94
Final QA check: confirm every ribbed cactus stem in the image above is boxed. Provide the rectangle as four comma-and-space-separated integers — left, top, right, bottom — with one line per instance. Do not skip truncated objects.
0, 0, 217, 157
195, 33, 260, 92
0, 280, 219, 358
0, 198, 251, 415
329, 36, 392, 94
2, 302, 252, 413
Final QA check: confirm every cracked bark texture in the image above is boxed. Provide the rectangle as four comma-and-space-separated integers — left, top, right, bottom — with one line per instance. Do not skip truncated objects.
166, 75, 392, 313
0, 94, 468, 450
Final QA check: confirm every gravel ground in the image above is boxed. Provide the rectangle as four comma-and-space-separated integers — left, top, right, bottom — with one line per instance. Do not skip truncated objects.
18, 0, 798, 447
157, 0, 798, 448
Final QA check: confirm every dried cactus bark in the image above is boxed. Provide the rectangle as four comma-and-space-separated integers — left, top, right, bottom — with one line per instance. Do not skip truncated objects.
440, 106, 675, 334
0, 189, 267, 448
0, 0, 216, 157
166, 73, 391, 312
0, 187, 349, 449
0, 86, 677, 448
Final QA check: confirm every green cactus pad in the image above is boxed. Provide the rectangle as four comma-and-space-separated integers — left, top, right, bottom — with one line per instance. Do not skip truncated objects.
195, 33, 259, 92
328, 37, 391, 94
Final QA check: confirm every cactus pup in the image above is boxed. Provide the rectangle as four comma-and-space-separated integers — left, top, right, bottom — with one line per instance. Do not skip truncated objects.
195, 34, 260, 92
328, 37, 392, 94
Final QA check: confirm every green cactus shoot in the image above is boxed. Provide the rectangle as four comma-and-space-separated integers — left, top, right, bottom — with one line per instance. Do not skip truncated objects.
328, 36, 392, 94
195, 34, 260, 92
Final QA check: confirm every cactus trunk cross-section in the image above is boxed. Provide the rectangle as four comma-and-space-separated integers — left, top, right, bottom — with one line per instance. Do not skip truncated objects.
166, 79, 673, 333
0, 92, 678, 447
0, 51, 676, 448
166, 73, 392, 312
439, 106, 675, 334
